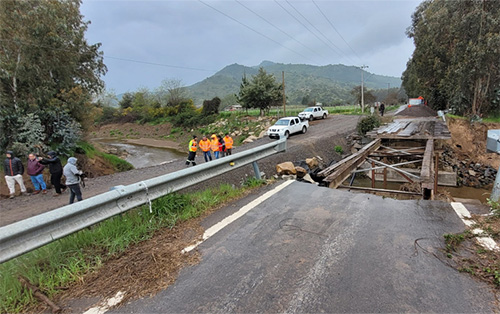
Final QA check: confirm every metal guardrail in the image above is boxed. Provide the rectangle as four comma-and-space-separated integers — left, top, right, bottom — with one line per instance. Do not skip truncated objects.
0, 138, 286, 263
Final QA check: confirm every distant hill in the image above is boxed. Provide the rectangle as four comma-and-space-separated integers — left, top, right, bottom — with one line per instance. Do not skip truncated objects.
187, 61, 402, 106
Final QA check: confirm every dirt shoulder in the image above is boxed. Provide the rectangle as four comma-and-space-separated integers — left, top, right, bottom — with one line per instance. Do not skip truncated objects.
0, 115, 360, 227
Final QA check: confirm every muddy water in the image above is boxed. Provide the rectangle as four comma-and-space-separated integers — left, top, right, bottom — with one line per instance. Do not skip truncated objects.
349, 177, 493, 204
97, 140, 185, 169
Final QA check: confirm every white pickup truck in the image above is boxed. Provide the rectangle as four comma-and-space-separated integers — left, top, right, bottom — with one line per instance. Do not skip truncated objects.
298, 106, 328, 121
267, 117, 309, 139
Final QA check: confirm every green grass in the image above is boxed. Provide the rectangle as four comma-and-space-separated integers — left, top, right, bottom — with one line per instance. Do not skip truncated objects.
77, 141, 133, 172
483, 115, 500, 123
0, 180, 266, 313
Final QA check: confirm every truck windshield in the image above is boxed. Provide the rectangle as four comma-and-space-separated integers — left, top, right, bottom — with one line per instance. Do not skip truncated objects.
304, 108, 314, 112
275, 119, 290, 126
409, 99, 424, 105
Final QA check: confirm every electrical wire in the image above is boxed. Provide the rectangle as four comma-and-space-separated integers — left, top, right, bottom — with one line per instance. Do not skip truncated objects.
311, 0, 362, 63
235, 0, 326, 62
198, 0, 316, 63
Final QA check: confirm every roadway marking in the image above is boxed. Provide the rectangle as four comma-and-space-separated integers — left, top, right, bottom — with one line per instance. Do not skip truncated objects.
182, 180, 295, 253
83, 291, 124, 314
450, 202, 499, 251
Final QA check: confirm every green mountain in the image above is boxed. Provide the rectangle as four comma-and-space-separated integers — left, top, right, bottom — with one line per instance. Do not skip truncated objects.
187, 61, 402, 106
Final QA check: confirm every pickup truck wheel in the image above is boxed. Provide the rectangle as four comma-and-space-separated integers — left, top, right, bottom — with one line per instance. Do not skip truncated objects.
284, 131, 290, 139
302, 126, 307, 134
309, 115, 314, 121
322, 113, 326, 119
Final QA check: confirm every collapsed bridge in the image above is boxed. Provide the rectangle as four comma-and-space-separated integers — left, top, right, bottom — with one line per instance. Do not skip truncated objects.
318, 117, 452, 200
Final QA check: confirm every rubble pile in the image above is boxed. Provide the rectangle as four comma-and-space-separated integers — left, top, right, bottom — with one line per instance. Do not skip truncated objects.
441, 149, 497, 188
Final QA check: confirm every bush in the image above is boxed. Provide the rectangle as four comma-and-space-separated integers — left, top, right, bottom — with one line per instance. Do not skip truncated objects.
334, 145, 343, 154
357, 115, 381, 135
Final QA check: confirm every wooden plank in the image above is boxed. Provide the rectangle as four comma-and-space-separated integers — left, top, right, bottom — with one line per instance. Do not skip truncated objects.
421, 139, 434, 199
318, 139, 381, 178
323, 139, 381, 188
337, 185, 422, 195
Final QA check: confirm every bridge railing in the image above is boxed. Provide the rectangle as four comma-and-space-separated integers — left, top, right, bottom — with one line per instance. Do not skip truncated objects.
0, 138, 286, 263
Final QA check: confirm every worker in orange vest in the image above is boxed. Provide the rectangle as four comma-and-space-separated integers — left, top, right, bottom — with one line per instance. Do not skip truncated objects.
223, 133, 234, 156
210, 134, 220, 159
199, 135, 212, 162
185, 135, 197, 167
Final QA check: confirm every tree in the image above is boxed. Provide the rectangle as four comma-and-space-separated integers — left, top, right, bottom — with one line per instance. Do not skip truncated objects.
237, 68, 283, 116
155, 78, 189, 107
0, 0, 106, 153
350, 86, 376, 107
202, 97, 221, 116
402, 0, 500, 116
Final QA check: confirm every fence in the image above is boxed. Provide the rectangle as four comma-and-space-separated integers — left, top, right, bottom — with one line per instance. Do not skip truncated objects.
0, 138, 287, 263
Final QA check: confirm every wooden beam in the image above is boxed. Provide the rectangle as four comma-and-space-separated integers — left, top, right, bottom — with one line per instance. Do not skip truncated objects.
337, 185, 422, 195
421, 139, 434, 199
322, 139, 381, 188
318, 139, 381, 178
366, 158, 420, 182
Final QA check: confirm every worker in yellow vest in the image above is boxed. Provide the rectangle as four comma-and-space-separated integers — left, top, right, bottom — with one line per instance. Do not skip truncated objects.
199, 135, 212, 162
223, 133, 234, 155
210, 134, 220, 159
185, 135, 197, 167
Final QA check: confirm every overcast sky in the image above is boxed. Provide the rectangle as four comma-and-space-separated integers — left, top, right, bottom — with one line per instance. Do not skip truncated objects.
80, 0, 422, 94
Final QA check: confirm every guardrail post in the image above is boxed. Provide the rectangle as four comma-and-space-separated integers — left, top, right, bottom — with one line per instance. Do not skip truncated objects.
252, 161, 261, 180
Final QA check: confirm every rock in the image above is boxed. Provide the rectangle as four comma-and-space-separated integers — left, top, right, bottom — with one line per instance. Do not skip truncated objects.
277, 162, 297, 175
306, 157, 319, 169
351, 147, 359, 154
242, 135, 258, 144
302, 173, 318, 185
282, 174, 297, 181
468, 169, 477, 176
273, 174, 279, 179
353, 143, 362, 149
249, 132, 254, 135
295, 166, 307, 178
243, 127, 250, 131
258, 130, 267, 138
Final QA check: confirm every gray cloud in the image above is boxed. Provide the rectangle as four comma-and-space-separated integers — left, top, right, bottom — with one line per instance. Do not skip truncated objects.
81, 0, 422, 93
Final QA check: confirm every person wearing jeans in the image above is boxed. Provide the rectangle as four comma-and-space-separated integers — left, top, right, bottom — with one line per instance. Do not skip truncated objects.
39, 151, 66, 196
27, 153, 47, 194
63, 157, 83, 204
3, 150, 27, 198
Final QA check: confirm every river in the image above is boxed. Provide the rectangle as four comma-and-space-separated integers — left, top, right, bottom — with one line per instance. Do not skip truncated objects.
97, 140, 186, 169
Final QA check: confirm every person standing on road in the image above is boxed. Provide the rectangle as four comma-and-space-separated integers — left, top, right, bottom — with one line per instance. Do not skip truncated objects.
186, 135, 198, 167
199, 135, 212, 162
379, 102, 385, 116
63, 157, 83, 204
27, 153, 47, 195
39, 151, 66, 197
211, 134, 220, 159
218, 135, 225, 158
3, 150, 27, 198
223, 133, 233, 156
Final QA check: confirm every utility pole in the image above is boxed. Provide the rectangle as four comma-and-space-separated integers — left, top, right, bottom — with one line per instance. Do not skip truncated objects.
360, 65, 368, 113
282, 71, 286, 116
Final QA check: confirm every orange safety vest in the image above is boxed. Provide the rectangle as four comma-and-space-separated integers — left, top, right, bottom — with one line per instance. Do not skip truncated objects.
199, 139, 211, 152
189, 139, 197, 152
211, 138, 219, 152
224, 136, 233, 149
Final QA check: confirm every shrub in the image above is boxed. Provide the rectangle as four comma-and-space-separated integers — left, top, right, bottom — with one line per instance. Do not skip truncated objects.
357, 115, 381, 135
334, 145, 343, 154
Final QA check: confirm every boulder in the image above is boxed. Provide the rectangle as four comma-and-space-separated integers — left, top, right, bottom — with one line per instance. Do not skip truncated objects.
468, 169, 477, 176
282, 174, 297, 181
306, 157, 319, 169
258, 130, 267, 138
302, 173, 318, 185
277, 162, 297, 175
242, 135, 258, 144
295, 166, 307, 178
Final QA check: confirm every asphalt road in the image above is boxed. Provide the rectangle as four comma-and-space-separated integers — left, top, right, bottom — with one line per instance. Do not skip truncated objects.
112, 181, 497, 313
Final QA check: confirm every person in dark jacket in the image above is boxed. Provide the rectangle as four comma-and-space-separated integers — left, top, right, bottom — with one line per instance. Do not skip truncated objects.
39, 151, 66, 197
3, 150, 27, 198
27, 153, 47, 195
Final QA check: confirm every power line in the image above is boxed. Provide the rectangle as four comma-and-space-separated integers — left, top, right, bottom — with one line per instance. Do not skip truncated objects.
235, 0, 326, 62
311, 0, 362, 62
273, 0, 341, 58
0, 38, 217, 73
198, 0, 316, 63
284, 0, 348, 59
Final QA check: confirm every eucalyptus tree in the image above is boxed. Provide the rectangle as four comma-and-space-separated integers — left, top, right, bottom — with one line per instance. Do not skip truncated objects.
0, 0, 106, 153
402, 0, 500, 116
